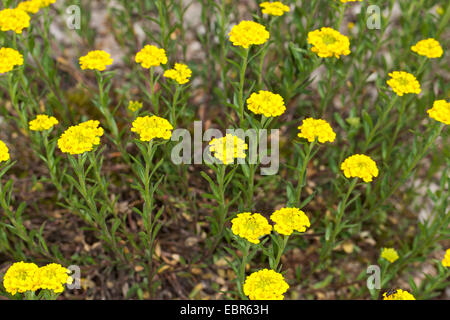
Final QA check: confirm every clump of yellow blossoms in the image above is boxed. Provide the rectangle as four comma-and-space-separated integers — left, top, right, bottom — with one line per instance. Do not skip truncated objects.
231, 212, 272, 244
209, 134, 248, 165
383, 289, 415, 300
427, 100, 449, 125
243, 269, 289, 300
341, 154, 379, 182
260, 2, 290, 16
3, 262, 39, 295
0, 47, 23, 73
128, 100, 143, 112
307, 27, 350, 58
270, 207, 310, 236
58, 120, 104, 155
381, 248, 399, 263
339, 0, 362, 3
135, 45, 167, 69
17, 0, 41, 14
442, 249, 450, 267
0, 8, 30, 34
131, 115, 173, 141
411, 38, 443, 58
246, 90, 286, 117
228, 20, 269, 49
39, 0, 56, 7
298, 118, 336, 143
386, 71, 421, 96
0, 140, 10, 162
29, 114, 58, 131
79, 50, 113, 71
35, 263, 73, 293
163, 63, 192, 84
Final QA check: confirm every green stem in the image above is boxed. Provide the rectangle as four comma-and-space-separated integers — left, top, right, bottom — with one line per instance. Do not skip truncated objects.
295, 141, 315, 207
238, 48, 250, 124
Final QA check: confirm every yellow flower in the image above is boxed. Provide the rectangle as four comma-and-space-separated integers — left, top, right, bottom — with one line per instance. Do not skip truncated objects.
128, 100, 143, 112
246, 90, 286, 117
35, 263, 73, 293
260, 2, 290, 16
243, 269, 289, 300
131, 115, 173, 141
231, 212, 272, 244
0, 47, 23, 74
163, 63, 192, 84
58, 120, 104, 155
29, 114, 59, 131
228, 20, 269, 49
341, 154, 378, 182
270, 207, 310, 236
411, 38, 443, 58
0, 8, 30, 34
339, 0, 362, 3
17, 0, 42, 14
39, 0, 56, 8
297, 118, 336, 143
135, 45, 167, 69
0, 140, 10, 162
427, 100, 449, 125
383, 289, 415, 300
347, 22, 355, 30
3, 262, 39, 295
79, 50, 113, 71
209, 134, 248, 165
386, 71, 421, 96
381, 248, 399, 263
307, 27, 351, 58
442, 249, 450, 267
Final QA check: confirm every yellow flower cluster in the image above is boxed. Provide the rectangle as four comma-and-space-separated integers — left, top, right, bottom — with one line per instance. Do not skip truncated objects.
231, 212, 272, 244
383, 289, 415, 300
79, 50, 113, 71
0, 140, 10, 162
411, 38, 443, 59
260, 2, 290, 16
442, 249, 450, 267
246, 90, 286, 117
307, 27, 351, 58
3, 262, 39, 295
386, 71, 421, 96
163, 63, 192, 84
339, 0, 362, 3
34, 263, 73, 293
270, 207, 310, 236
0, 8, 30, 34
341, 154, 379, 182
3, 261, 72, 295
228, 20, 270, 49
128, 100, 143, 112
0, 47, 23, 73
58, 120, 104, 155
131, 115, 173, 141
17, 1, 41, 14
29, 114, 59, 131
135, 45, 167, 69
427, 100, 449, 125
297, 118, 336, 143
209, 134, 248, 165
243, 269, 289, 300
381, 248, 399, 263
39, 0, 56, 7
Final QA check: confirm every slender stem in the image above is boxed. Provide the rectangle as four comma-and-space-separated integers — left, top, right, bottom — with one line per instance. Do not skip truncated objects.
295, 141, 315, 207
273, 235, 289, 272
238, 48, 249, 124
